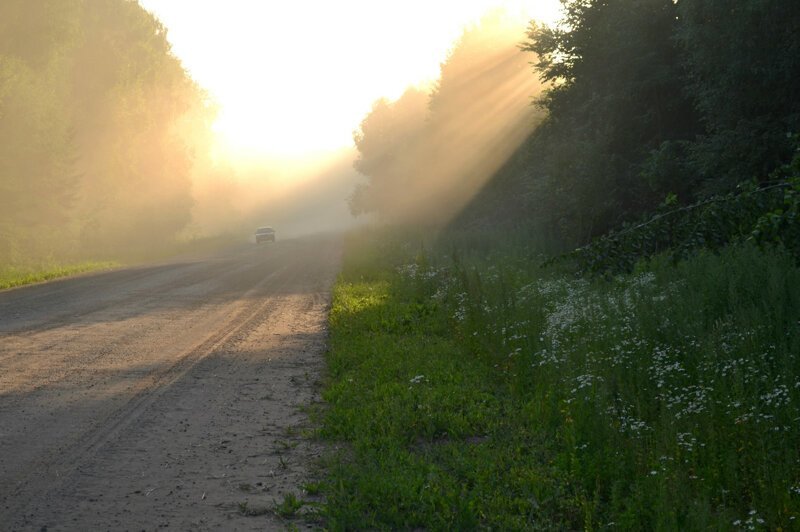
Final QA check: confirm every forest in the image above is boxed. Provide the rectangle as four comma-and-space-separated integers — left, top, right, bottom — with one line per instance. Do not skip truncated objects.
0, 0, 210, 264
352, 0, 800, 264
4, 0, 798, 273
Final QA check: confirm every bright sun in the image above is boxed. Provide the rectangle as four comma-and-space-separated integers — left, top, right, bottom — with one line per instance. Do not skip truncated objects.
139, 0, 562, 161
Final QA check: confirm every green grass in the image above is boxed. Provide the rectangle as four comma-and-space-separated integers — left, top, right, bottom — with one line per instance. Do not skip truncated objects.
0, 232, 245, 292
0, 261, 118, 290
274, 492, 306, 518
319, 227, 800, 529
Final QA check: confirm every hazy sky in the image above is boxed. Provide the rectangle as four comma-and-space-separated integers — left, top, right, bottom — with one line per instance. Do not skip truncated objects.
138, 0, 561, 161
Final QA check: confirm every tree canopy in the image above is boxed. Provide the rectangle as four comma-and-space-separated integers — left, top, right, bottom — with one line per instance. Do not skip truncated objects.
0, 0, 215, 263
352, 0, 800, 252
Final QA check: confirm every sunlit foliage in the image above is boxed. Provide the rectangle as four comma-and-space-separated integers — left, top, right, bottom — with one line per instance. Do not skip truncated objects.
351, 12, 545, 224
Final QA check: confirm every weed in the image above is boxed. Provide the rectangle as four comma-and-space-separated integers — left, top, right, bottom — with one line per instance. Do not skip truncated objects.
303, 481, 322, 496
274, 493, 304, 518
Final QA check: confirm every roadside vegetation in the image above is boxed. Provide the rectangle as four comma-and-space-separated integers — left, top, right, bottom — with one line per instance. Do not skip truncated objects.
321, 1, 800, 527
321, 229, 800, 529
0, 261, 118, 290
0, 232, 246, 291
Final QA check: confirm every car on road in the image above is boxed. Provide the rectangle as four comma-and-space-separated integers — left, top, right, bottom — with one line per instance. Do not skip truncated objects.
255, 226, 276, 243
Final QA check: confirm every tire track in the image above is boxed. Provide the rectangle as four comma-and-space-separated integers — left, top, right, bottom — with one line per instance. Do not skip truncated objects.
0, 237, 343, 530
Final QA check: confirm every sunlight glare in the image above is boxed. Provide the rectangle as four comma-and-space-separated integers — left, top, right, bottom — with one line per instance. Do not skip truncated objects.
139, 0, 562, 161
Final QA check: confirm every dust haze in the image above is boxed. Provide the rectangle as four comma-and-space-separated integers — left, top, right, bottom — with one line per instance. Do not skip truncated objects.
189, 150, 366, 243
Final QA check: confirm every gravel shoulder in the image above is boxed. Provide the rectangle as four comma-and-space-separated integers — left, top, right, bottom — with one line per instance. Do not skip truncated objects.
0, 234, 341, 531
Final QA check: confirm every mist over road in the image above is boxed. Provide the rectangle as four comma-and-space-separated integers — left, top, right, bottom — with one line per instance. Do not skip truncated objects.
0, 235, 341, 530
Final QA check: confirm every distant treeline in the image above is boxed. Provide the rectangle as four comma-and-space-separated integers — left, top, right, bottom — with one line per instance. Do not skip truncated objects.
0, 0, 223, 264
352, 0, 800, 251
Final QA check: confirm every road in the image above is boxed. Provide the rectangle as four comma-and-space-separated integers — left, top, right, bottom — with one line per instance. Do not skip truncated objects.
0, 235, 341, 531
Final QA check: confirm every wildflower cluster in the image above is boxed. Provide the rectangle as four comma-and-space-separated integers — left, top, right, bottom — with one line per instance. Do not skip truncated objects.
411, 243, 800, 528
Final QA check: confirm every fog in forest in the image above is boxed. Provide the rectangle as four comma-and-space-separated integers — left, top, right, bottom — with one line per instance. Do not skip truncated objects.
189, 150, 365, 242
0, 1, 548, 267
350, 12, 544, 224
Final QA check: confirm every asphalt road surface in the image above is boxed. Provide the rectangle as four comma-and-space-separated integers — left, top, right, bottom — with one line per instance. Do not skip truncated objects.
0, 234, 341, 530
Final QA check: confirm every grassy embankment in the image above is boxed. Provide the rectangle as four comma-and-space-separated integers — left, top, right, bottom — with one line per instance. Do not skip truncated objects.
0, 262, 118, 291
0, 234, 248, 291
319, 227, 800, 529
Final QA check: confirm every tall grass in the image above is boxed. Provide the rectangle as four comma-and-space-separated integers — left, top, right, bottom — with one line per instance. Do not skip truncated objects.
321, 229, 800, 529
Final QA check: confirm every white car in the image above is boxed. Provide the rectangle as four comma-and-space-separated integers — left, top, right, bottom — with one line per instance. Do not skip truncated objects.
255, 227, 276, 243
